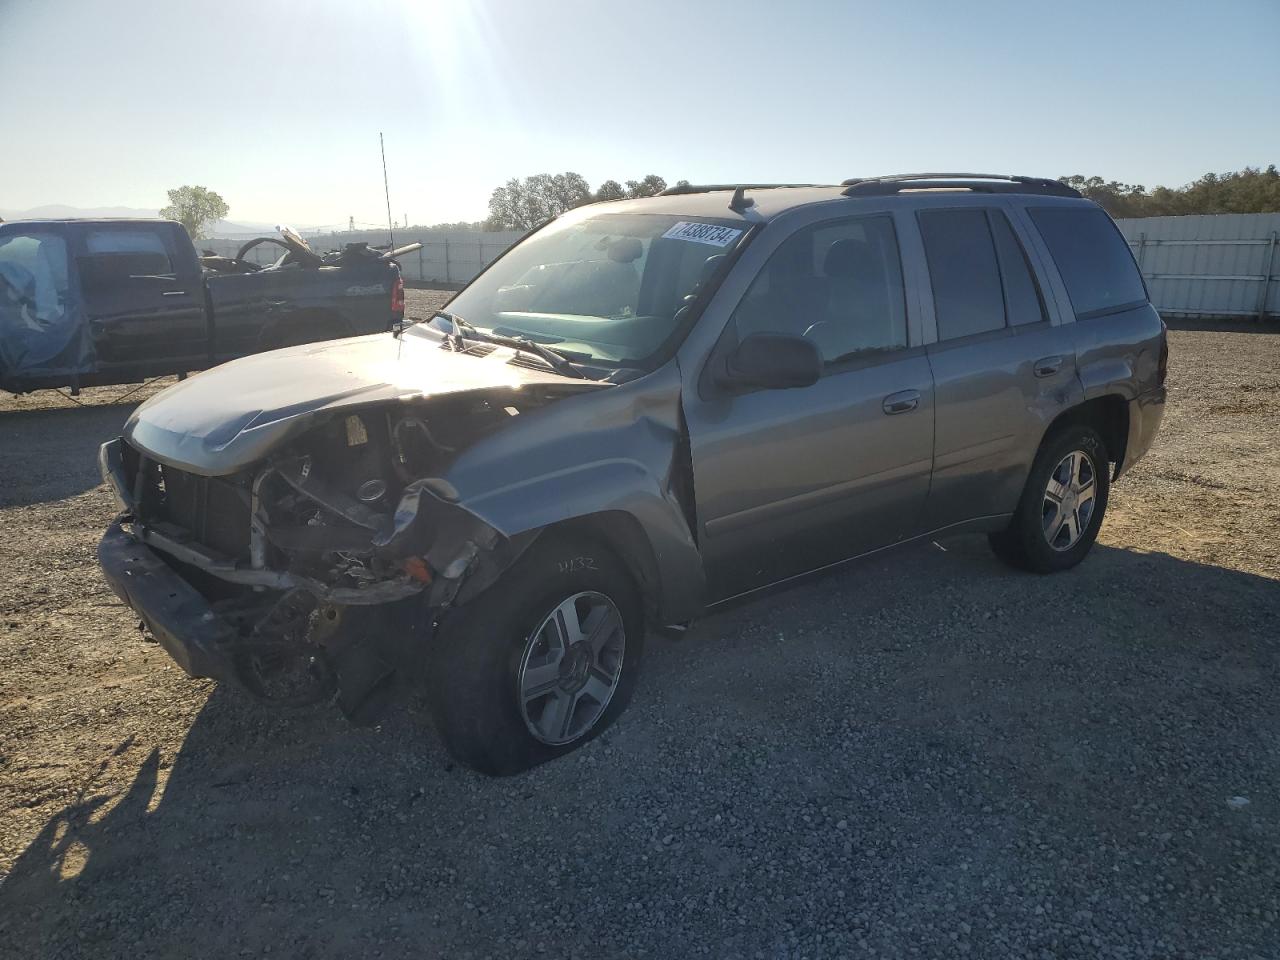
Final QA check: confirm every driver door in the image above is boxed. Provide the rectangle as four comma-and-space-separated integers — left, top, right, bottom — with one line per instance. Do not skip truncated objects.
682, 213, 936, 601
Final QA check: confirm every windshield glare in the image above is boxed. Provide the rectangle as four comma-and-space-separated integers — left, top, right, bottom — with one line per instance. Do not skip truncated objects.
439, 213, 748, 366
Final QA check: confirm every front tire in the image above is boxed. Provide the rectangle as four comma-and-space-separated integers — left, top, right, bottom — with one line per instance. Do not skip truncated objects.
427, 533, 645, 775
989, 425, 1110, 573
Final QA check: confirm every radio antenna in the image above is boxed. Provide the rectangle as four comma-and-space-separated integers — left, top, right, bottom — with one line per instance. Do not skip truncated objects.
380, 132, 395, 249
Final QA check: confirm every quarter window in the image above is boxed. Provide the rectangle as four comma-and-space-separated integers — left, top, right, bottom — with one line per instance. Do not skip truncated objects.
1029, 206, 1147, 319
919, 209, 1005, 340
732, 215, 907, 364
989, 211, 1048, 326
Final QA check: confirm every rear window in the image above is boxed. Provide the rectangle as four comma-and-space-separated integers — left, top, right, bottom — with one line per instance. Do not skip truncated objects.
1029, 207, 1146, 319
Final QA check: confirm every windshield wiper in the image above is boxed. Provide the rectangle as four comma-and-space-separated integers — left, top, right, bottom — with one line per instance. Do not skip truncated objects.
436, 311, 588, 380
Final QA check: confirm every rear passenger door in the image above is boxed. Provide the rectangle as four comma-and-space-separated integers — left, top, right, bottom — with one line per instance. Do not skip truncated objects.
916, 204, 1080, 531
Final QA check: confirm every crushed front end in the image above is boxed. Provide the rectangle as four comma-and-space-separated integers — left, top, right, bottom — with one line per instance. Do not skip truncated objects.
96, 397, 542, 722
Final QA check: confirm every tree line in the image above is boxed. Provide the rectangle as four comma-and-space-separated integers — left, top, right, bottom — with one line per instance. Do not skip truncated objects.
481, 166, 1279, 230
485, 173, 688, 230
1057, 166, 1280, 218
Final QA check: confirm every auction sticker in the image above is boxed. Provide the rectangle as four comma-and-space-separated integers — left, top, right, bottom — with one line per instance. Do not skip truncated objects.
661, 221, 743, 247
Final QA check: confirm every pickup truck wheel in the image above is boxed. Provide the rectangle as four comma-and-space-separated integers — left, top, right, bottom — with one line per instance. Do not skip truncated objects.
427, 533, 644, 776
988, 425, 1110, 573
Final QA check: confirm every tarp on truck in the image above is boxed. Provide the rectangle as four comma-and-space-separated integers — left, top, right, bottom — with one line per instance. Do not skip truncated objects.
0, 229, 94, 384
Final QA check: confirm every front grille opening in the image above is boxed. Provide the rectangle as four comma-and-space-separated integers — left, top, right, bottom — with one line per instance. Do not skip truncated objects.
157, 465, 253, 560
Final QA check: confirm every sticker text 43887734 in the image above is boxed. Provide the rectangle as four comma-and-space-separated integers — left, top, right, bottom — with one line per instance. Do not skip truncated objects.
661, 221, 744, 247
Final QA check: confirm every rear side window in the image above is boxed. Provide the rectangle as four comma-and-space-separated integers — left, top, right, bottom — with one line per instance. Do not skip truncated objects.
919, 209, 1005, 339
1029, 207, 1146, 319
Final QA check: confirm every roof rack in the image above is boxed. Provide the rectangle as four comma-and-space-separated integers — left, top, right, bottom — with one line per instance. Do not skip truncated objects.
840, 173, 1081, 199
658, 182, 825, 196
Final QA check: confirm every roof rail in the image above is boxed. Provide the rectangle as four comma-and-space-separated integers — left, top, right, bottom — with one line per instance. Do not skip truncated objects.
658, 182, 825, 196
841, 173, 1081, 199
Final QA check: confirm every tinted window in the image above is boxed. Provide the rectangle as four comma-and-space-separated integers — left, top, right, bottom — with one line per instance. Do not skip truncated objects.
919, 209, 1005, 340
733, 215, 907, 364
1029, 206, 1146, 318
80, 229, 174, 287
989, 211, 1047, 326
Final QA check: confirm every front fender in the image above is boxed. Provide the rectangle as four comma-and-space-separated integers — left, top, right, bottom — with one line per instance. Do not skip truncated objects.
438, 364, 705, 622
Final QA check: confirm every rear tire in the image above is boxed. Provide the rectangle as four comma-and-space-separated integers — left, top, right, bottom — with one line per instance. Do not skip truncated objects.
427, 532, 645, 775
988, 425, 1110, 573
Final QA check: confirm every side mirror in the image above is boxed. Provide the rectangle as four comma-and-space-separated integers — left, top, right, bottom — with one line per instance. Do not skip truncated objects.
718, 333, 822, 391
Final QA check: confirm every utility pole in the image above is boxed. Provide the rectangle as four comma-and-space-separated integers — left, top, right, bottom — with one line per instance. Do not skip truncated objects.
348, 215, 354, 232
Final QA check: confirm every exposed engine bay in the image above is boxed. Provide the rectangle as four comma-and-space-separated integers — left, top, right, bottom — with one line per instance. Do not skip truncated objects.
104, 385, 575, 721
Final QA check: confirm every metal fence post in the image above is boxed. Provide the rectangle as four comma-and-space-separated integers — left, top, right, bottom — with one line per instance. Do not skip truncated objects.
1259, 231, 1278, 322
417, 245, 424, 282
444, 237, 451, 283
1136, 232, 1147, 276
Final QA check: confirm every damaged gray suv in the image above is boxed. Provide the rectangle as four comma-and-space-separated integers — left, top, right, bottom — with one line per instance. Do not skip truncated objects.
98, 174, 1167, 774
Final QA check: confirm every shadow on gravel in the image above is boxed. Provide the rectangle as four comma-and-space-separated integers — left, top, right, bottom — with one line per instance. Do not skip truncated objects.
0, 404, 136, 507
2, 540, 1278, 958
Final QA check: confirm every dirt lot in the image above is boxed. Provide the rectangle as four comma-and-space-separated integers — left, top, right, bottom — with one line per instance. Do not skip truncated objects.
1, 308, 1277, 959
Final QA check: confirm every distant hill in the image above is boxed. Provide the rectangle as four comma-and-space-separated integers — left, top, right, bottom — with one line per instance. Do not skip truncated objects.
0, 205, 299, 238
1, 204, 160, 220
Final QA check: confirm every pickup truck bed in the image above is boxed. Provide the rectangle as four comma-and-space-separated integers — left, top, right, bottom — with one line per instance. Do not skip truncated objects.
0, 219, 408, 393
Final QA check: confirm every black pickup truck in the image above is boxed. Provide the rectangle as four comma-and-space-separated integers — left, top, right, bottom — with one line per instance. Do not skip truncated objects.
0, 219, 416, 394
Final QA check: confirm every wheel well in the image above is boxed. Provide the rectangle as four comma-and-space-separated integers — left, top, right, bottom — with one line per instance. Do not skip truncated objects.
1042, 395, 1130, 476
544, 512, 662, 626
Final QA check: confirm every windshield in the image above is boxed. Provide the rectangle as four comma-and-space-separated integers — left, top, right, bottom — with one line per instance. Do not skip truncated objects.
439, 212, 749, 366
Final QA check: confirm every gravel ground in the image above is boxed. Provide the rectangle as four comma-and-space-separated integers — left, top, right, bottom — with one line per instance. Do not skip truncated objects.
1, 305, 1277, 959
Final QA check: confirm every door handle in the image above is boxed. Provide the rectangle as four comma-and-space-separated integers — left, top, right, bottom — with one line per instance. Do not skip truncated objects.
1034, 355, 1063, 378
882, 389, 920, 415
161, 290, 188, 296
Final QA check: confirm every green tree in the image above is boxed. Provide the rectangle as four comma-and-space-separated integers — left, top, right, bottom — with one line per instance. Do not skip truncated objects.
159, 185, 229, 240
625, 174, 667, 198
484, 172, 686, 228
594, 179, 626, 202
486, 172, 592, 230
1058, 166, 1280, 217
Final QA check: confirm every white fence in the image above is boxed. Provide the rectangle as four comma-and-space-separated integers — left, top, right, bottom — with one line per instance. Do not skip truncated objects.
197, 229, 523, 283
1115, 213, 1280, 321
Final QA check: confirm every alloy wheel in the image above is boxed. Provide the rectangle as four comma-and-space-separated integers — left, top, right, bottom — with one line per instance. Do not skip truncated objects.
1042, 449, 1098, 551
517, 591, 626, 745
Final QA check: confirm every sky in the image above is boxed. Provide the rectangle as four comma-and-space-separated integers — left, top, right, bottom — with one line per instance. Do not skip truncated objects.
1, 0, 1277, 227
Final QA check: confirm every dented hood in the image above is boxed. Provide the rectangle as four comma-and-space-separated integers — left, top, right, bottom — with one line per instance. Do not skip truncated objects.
124, 328, 597, 476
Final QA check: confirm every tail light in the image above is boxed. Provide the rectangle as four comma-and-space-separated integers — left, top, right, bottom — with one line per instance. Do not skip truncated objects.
390, 274, 405, 317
